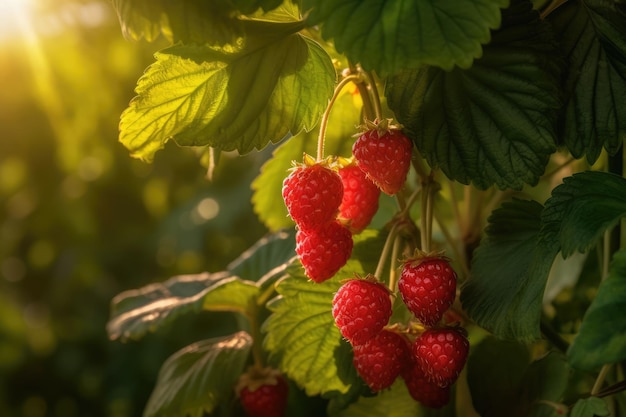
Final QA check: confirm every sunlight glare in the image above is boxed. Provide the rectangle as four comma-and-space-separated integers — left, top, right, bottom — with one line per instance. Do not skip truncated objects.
0, 0, 35, 41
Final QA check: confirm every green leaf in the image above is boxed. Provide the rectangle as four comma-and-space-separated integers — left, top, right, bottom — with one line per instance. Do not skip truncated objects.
570, 397, 610, 417
567, 247, 626, 371
262, 231, 385, 396
461, 199, 560, 341
466, 337, 530, 417
386, 0, 560, 190
119, 30, 335, 161
144, 331, 253, 417
548, 0, 626, 163
541, 171, 626, 258
334, 380, 422, 417
107, 272, 258, 342
524, 353, 569, 417
111, 0, 292, 43
303, 0, 509, 73
251, 89, 359, 231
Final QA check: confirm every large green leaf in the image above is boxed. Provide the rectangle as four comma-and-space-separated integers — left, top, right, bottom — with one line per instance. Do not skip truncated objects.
570, 397, 610, 417
251, 89, 359, 231
111, 0, 290, 43
461, 199, 560, 341
567, 247, 626, 371
144, 331, 253, 417
549, 0, 626, 163
262, 230, 385, 396
334, 380, 422, 417
524, 353, 569, 417
302, 0, 509, 74
107, 272, 259, 342
119, 29, 335, 161
541, 171, 626, 258
386, 0, 561, 190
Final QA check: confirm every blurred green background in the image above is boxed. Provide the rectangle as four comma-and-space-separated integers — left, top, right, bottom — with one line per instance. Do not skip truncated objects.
0, 1, 269, 416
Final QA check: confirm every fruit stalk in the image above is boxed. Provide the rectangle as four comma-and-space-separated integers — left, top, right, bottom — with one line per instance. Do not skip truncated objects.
374, 223, 400, 280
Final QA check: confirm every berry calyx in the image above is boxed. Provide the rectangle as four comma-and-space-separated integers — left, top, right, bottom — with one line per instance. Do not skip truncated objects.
398, 254, 457, 327
332, 275, 392, 345
236, 367, 289, 417
352, 119, 412, 196
402, 359, 451, 408
282, 155, 343, 232
296, 220, 353, 283
412, 327, 469, 387
338, 162, 381, 233
352, 330, 411, 392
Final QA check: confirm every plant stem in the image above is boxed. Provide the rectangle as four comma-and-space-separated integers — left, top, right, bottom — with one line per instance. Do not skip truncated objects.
540, 0, 569, 18
434, 210, 469, 279
539, 318, 570, 353
595, 379, 626, 398
592, 364, 612, 395
363, 70, 383, 121
317, 74, 361, 160
348, 61, 375, 122
247, 309, 265, 369
375, 223, 399, 279
388, 235, 403, 293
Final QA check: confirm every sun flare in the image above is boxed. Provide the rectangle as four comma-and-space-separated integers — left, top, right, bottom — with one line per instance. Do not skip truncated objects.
0, 0, 36, 41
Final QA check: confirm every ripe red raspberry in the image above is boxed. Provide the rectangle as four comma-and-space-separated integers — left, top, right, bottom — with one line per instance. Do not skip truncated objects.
332, 276, 392, 345
398, 256, 457, 327
352, 121, 412, 195
296, 220, 353, 283
236, 368, 289, 417
352, 330, 411, 391
413, 327, 469, 387
402, 359, 451, 408
282, 159, 343, 231
338, 163, 381, 233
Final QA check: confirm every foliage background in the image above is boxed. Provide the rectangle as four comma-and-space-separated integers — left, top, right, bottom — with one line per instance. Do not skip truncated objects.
0, 1, 268, 416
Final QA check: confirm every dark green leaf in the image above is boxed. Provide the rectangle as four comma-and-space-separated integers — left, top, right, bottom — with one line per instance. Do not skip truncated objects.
262, 231, 385, 396
466, 337, 530, 417
541, 171, 626, 257
387, 0, 560, 189
334, 380, 421, 417
525, 353, 569, 417
251, 89, 359, 231
144, 332, 253, 417
119, 30, 335, 161
107, 273, 258, 342
570, 397, 610, 417
303, 0, 509, 74
461, 199, 560, 341
549, 0, 626, 163
567, 247, 626, 370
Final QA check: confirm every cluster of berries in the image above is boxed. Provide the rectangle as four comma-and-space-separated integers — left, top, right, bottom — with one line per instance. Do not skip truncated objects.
282, 122, 412, 282
332, 255, 469, 408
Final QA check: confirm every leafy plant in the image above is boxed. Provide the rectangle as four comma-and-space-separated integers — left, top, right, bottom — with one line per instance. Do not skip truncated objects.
107, 0, 626, 415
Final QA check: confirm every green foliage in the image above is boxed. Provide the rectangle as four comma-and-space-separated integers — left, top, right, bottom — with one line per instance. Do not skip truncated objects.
334, 380, 422, 417
548, 0, 626, 163
570, 397, 610, 417
541, 171, 626, 257
144, 332, 253, 417
119, 28, 335, 161
567, 247, 626, 371
302, 0, 509, 74
461, 199, 559, 340
387, 0, 561, 190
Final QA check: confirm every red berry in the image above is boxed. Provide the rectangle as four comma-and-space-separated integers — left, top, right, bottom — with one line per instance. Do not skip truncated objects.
413, 327, 469, 387
402, 359, 451, 408
398, 256, 457, 327
338, 163, 381, 233
282, 162, 343, 231
352, 124, 412, 195
352, 330, 411, 391
296, 220, 353, 282
237, 369, 289, 417
332, 277, 392, 345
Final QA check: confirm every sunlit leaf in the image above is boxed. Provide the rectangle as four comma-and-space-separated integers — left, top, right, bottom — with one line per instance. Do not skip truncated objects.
334, 380, 421, 417
144, 332, 253, 417
570, 397, 610, 417
549, 0, 626, 163
467, 337, 530, 417
387, 0, 560, 189
251, 90, 359, 231
262, 231, 384, 396
567, 247, 626, 371
111, 0, 292, 43
107, 273, 258, 342
119, 28, 335, 161
461, 199, 560, 341
541, 171, 626, 258
303, 0, 509, 73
